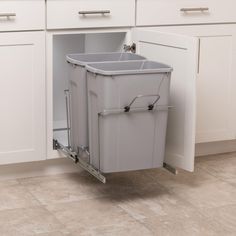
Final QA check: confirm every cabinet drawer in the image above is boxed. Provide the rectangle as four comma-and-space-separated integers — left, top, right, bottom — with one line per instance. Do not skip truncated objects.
0, 1, 45, 32
137, 0, 236, 26
47, 0, 135, 29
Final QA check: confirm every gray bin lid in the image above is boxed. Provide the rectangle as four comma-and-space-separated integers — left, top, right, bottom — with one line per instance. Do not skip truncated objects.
66, 52, 146, 67
86, 60, 173, 76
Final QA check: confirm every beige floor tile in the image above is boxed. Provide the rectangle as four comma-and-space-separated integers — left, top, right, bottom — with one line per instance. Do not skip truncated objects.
0, 180, 40, 211
103, 170, 170, 197
45, 198, 152, 235
197, 156, 236, 180
19, 170, 167, 205
0, 179, 19, 187
18, 173, 108, 205
145, 166, 217, 190
201, 204, 236, 235
36, 232, 70, 236
142, 209, 234, 236
0, 152, 233, 236
116, 192, 195, 222
168, 180, 236, 209
69, 221, 153, 236
224, 178, 236, 188
0, 207, 65, 236
200, 204, 236, 234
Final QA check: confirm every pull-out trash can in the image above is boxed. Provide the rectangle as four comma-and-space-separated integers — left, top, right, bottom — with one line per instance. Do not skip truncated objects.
86, 60, 172, 173
66, 53, 146, 154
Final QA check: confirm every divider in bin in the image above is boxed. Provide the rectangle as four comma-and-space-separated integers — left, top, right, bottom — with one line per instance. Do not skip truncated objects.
86, 60, 172, 173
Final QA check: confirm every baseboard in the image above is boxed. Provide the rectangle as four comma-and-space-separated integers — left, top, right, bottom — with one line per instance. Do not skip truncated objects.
0, 158, 81, 181
195, 139, 236, 157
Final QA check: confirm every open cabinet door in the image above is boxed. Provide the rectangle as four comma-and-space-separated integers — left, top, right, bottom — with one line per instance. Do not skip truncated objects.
132, 28, 199, 172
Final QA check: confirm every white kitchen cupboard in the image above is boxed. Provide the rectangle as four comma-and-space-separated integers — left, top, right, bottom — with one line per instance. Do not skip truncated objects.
136, 0, 236, 26
0, 0, 45, 32
0, 32, 46, 165
136, 0, 236, 148
196, 29, 236, 143
46, 0, 135, 30
138, 25, 236, 144
46, 1, 236, 175
48, 28, 197, 172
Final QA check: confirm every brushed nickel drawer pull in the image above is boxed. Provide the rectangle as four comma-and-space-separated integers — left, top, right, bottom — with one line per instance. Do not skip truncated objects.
0, 13, 16, 17
78, 10, 111, 15
180, 7, 209, 13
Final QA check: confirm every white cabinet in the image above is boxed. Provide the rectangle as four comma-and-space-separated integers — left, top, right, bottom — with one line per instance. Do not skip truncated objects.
46, 0, 135, 29
196, 32, 236, 143
133, 25, 236, 146
144, 25, 236, 145
136, 0, 236, 26
34, 1, 236, 174
48, 29, 197, 172
0, 32, 46, 165
0, 0, 45, 32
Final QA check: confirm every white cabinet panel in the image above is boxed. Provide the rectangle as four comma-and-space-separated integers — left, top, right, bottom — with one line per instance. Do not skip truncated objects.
132, 28, 198, 172
0, 0, 45, 32
137, 0, 236, 26
138, 25, 236, 146
0, 32, 46, 164
47, 0, 135, 29
196, 36, 235, 143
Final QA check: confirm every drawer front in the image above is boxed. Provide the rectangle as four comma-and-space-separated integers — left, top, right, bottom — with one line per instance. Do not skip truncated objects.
137, 0, 236, 26
47, 0, 135, 29
0, 1, 45, 32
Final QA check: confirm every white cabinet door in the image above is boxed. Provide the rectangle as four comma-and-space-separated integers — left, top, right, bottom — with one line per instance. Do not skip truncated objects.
196, 34, 236, 143
132, 28, 198, 171
0, 32, 46, 164
154, 25, 236, 144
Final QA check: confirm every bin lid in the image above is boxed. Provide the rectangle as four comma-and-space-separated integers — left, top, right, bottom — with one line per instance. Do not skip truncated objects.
66, 52, 146, 66
86, 60, 173, 76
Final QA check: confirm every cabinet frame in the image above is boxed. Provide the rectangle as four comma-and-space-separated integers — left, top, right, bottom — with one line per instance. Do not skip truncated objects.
46, 28, 131, 160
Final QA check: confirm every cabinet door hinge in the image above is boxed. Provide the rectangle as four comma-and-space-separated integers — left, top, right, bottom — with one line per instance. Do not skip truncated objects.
123, 43, 136, 53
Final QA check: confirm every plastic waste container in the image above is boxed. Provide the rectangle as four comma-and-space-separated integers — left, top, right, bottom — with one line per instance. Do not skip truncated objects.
86, 60, 172, 173
66, 53, 146, 154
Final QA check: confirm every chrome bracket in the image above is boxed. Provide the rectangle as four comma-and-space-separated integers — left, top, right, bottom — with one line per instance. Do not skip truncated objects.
123, 43, 136, 53
54, 140, 106, 184
163, 163, 178, 175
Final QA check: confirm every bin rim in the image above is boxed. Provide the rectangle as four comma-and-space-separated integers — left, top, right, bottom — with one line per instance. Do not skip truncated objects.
66, 52, 146, 67
86, 60, 173, 76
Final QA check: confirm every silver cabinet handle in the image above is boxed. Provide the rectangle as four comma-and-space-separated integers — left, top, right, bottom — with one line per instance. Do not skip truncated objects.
78, 10, 110, 15
180, 7, 209, 12
0, 13, 16, 17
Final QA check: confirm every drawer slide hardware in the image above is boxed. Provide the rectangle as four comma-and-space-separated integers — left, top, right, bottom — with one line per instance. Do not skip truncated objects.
54, 139, 106, 184
53, 89, 106, 184
163, 163, 178, 175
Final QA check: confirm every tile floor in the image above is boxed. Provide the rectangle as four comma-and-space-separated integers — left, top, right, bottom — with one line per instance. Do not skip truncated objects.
0, 153, 236, 236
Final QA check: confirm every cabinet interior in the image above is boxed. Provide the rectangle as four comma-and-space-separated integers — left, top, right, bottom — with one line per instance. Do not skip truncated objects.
53, 32, 127, 147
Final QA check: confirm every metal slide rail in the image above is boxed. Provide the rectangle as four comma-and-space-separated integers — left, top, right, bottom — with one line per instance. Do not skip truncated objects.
54, 140, 106, 184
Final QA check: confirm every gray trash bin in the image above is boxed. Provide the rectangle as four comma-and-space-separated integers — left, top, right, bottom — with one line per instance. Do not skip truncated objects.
86, 60, 172, 173
66, 53, 146, 154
